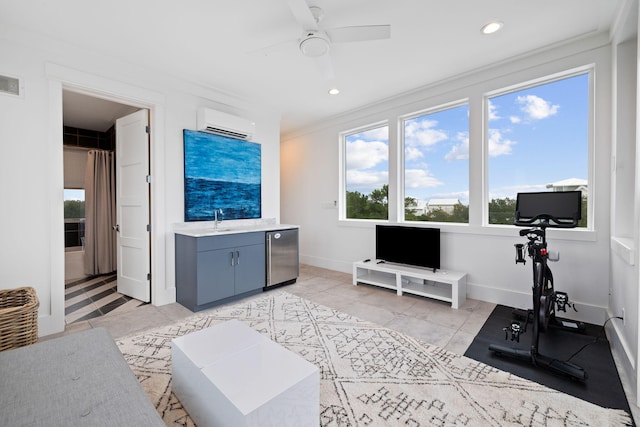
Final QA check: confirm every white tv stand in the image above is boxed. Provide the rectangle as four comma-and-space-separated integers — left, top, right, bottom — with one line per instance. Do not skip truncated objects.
352, 260, 467, 309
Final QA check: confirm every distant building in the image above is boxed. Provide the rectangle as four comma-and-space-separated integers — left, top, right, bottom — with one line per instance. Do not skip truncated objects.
405, 198, 462, 215
405, 203, 427, 215
546, 178, 587, 195
426, 198, 460, 214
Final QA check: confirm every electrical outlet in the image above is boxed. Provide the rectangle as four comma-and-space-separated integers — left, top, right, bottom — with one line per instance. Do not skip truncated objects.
622, 308, 625, 326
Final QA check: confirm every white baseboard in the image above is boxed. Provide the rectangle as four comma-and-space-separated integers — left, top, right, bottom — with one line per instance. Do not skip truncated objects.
606, 312, 638, 410
467, 281, 607, 325
607, 311, 636, 370
301, 256, 608, 325
300, 254, 353, 274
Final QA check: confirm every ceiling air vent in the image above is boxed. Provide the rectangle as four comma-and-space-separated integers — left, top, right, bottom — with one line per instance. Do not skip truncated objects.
0, 74, 21, 97
196, 108, 255, 141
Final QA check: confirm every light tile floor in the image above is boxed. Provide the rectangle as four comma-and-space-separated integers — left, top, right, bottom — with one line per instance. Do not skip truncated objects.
46, 263, 639, 424
51, 264, 496, 356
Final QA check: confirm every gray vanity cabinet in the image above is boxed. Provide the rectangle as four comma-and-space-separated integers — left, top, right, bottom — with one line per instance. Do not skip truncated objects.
175, 231, 265, 312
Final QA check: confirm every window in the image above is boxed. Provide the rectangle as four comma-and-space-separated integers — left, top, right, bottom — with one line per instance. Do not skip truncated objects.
403, 103, 469, 223
343, 125, 389, 220
487, 72, 589, 227
64, 189, 85, 248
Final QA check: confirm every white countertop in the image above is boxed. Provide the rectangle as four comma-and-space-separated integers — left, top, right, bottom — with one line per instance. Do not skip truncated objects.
174, 223, 299, 238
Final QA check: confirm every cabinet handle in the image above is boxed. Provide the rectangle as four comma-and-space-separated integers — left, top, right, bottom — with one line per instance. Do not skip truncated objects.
267, 235, 272, 284
230, 251, 234, 266
236, 251, 240, 266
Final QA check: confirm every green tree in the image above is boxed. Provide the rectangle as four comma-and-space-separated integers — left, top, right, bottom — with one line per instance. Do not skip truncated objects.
346, 185, 388, 220
64, 200, 85, 219
346, 190, 368, 219
488, 197, 516, 225
449, 202, 469, 223
406, 201, 469, 223
579, 196, 587, 228
425, 208, 451, 222
367, 184, 388, 219
369, 184, 388, 205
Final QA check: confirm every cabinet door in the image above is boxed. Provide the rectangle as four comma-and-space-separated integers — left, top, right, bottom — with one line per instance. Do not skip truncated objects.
197, 249, 235, 304
234, 244, 266, 294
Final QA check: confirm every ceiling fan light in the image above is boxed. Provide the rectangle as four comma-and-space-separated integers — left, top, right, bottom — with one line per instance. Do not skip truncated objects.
300, 35, 329, 57
481, 21, 503, 35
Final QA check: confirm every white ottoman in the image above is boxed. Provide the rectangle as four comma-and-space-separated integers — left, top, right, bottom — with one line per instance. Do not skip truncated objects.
171, 319, 319, 427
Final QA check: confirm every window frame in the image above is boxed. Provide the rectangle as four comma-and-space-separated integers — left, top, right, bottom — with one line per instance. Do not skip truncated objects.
399, 98, 470, 225
339, 120, 390, 222
337, 63, 597, 242
482, 65, 594, 230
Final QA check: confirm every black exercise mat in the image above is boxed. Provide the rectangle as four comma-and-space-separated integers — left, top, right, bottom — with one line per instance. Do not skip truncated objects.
465, 304, 633, 421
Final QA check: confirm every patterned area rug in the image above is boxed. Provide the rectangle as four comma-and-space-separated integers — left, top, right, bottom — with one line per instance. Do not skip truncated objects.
117, 291, 632, 426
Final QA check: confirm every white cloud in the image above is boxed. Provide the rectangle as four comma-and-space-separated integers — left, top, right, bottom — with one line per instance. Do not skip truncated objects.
488, 100, 500, 121
445, 131, 469, 161
509, 116, 521, 124
405, 119, 448, 148
346, 170, 388, 194
346, 169, 388, 185
405, 146, 423, 161
488, 128, 516, 157
404, 168, 443, 189
346, 139, 388, 169
517, 94, 559, 120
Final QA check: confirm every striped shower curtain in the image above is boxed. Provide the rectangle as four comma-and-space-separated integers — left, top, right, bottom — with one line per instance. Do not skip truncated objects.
83, 149, 117, 275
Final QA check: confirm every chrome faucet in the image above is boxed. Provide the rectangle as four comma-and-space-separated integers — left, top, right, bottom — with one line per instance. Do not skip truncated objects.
214, 208, 224, 231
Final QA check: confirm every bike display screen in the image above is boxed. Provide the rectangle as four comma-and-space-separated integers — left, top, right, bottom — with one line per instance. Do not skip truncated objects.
514, 191, 582, 227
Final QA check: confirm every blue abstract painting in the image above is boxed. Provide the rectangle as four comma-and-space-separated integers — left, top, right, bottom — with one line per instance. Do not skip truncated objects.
183, 129, 261, 221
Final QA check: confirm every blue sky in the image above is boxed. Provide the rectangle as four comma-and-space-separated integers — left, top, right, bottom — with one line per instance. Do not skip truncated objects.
487, 74, 588, 200
64, 189, 85, 201
345, 73, 589, 205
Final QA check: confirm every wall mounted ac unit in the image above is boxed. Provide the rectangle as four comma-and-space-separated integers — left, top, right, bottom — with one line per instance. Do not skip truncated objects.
196, 108, 255, 141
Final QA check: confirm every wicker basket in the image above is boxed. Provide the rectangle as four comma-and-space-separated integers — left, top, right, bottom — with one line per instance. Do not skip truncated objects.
0, 286, 39, 352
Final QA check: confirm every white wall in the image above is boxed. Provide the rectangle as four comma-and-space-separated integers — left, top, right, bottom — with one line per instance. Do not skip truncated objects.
281, 34, 613, 326
608, 0, 640, 407
0, 24, 281, 336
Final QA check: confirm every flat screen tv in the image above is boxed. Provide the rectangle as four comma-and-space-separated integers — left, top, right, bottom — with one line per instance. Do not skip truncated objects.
376, 225, 440, 272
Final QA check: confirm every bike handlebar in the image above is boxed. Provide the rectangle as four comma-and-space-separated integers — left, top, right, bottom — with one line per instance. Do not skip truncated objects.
514, 213, 578, 228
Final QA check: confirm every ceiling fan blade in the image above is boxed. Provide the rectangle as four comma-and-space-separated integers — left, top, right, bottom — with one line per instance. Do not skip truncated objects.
327, 25, 391, 43
286, 0, 318, 30
314, 54, 335, 80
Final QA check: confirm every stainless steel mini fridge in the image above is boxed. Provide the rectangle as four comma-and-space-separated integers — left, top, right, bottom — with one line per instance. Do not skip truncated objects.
265, 228, 299, 288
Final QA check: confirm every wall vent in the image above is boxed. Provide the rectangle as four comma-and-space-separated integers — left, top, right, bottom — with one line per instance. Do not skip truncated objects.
196, 108, 255, 141
0, 74, 21, 97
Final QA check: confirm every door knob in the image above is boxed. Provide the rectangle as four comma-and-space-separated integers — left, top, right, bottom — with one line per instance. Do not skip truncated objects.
113, 224, 120, 232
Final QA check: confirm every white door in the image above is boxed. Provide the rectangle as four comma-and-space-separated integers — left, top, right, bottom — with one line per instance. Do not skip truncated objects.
115, 109, 151, 302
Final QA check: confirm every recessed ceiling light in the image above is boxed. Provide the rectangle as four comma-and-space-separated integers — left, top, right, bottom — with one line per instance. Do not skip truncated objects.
328, 88, 340, 95
481, 21, 503, 35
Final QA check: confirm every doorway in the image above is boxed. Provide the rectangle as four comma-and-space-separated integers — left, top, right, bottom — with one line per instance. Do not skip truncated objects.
62, 89, 150, 324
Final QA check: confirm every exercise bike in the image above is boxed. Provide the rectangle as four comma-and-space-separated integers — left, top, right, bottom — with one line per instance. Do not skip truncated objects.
489, 191, 588, 381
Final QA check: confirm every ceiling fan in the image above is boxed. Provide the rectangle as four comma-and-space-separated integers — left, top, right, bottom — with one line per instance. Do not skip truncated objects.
280, 0, 391, 79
